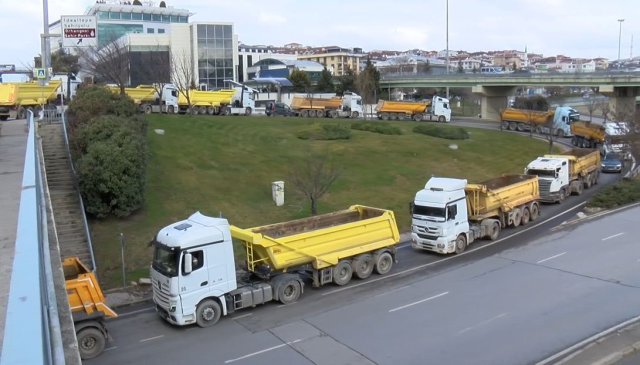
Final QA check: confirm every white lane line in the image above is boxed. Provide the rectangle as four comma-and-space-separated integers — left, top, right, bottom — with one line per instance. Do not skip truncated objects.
536, 252, 567, 264
277, 302, 297, 308
536, 315, 640, 365
117, 307, 155, 317
232, 313, 253, 320
388, 292, 449, 313
374, 285, 410, 298
139, 335, 164, 343
225, 339, 303, 364
322, 202, 587, 297
104, 347, 117, 351
602, 233, 624, 241
459, 313, 507, 334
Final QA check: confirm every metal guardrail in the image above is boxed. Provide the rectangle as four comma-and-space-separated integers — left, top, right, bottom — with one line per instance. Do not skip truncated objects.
380, 70, 640, 80
1, 112, 66, 365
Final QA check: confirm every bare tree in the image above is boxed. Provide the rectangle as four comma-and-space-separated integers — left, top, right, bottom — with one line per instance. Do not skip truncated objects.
357, 69, 377, 121
171, 50, 195, 115
525, 109, 537, 138
78, 36, 131, 95
585, 96, 599, 122
542, 114, 559, 152
289, 152, 342, 215
598, 101, 612, 123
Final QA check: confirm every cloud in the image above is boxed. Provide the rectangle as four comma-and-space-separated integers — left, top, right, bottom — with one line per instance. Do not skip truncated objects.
258, 13, 286, 24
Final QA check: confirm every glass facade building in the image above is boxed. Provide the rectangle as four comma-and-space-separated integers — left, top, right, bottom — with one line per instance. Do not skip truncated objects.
196, 24, 234, 89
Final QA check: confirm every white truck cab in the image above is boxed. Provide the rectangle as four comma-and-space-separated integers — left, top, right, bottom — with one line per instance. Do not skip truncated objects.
524, 157, 569, 202
342, 91, 363, 118
429, 96, 451, 122
223, 80, 257, 115
410, 178, 468, 254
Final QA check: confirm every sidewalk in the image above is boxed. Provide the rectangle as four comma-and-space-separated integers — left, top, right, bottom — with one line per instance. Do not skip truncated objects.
557, 320, 640, 365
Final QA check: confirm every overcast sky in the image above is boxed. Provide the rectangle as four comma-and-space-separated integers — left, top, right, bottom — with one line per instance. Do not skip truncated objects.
3, 0, 640, 67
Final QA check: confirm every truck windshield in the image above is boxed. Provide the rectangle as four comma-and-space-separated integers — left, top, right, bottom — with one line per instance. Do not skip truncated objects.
152, 246, 179, 277
413, 204, 446, 218
569, 113, 580, 123
527, 169, 555, 177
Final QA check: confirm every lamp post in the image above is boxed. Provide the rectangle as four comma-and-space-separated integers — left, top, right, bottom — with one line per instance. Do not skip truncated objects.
446, 0, 449, 99
42, 0, 51, 79
618, 19, 625, 68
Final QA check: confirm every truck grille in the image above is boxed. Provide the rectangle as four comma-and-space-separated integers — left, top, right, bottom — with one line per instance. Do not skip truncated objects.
152, 278, 170, 309
538, 180, 551, 196
417, 233, 439, 241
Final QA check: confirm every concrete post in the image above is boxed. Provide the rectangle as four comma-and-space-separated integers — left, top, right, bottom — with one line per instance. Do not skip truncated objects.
599, 85, 639, 119
472, 85, 516, 120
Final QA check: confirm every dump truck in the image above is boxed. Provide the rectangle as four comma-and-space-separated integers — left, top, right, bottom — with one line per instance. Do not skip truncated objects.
177, 89, 236, 115
290, 91, 363, 118
571, 121, 631, 159
500, 106, 579, 137
524, 148, 600, 203
411, 174, 540, 254
150, 205, 400, 327
219, 80, 259, 116
108, 84, 179, 114
64, 257, 117, 360
376, 95, 451, 122
0, 80, 62, 120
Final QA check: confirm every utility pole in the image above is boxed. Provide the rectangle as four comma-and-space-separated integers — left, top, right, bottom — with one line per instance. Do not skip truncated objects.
42, 0, 51, 80
618, 19, 625, 68
446, 0, 450, 99
631, 34, 634, 60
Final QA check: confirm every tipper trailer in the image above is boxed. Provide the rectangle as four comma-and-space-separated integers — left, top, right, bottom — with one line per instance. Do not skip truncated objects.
376, 95, 451, 122
290, 91, 363, 118
150, 205, 400, 327
500, 106, 579, 137
411, 175, 540, 254
0, 80, 62, 120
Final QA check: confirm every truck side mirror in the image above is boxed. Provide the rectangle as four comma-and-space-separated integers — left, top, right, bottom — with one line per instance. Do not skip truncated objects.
184, 252, 193, 275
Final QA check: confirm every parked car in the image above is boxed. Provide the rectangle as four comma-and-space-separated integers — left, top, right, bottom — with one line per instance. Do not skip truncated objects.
265, 102, 295, 117
601, 153, 624, 173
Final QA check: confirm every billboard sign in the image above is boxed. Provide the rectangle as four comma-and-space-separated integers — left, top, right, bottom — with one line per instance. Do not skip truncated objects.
61, 15, 97, 48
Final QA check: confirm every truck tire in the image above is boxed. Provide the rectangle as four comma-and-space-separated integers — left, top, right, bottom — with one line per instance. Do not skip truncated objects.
77, 327, 106, 360
351, 254, 374, 279
316, 109, 325, 118
521, 206, 531, 225
278, 280, 301, 304
397, 113, 406, 120
557, 129, 565, 138
574, 181, 583, 195
530, 203, 540, 221
167, 105, 175, 114
509, 122, 517, 131
413, 113, 423, 122
144, 105, 153, 114
245, 107, 252, 116
558, 188, 566, 203
517, 123, 525, 132
389, 113, 397, 120
501, 121, 509, 130
207, 106, 215, 115
224, 107, 231, 116
196, 299, 221, 327
438, 115, 446, 123
381, 112, 389, 120
374, 252, 393, 275
301, 110, 309, 117
584, 174, 593, 189
489, 222, 501, 240
454, 235, 467, 254
512, 208, 522, 227
333, 260, 353, 286
199, 106, 207, 115
18, 107, 26, 119
535, 125, 543, 134
351, 111, 359, 119
330, 110, 339, 118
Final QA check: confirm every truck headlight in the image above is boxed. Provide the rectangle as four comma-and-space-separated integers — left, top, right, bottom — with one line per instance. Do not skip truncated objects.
437, 244, 445, 248
169, 301, 177, 312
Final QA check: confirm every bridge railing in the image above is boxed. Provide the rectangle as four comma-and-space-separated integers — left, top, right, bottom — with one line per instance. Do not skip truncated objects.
380, 70, 640, 80
1, 112, 66, 365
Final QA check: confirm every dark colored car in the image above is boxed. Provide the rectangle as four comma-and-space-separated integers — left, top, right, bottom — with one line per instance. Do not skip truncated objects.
601, 153, 624, 173
265, 102, 295, 117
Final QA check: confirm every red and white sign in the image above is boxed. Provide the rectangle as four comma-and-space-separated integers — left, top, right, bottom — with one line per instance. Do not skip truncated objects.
61, 16, 97, 47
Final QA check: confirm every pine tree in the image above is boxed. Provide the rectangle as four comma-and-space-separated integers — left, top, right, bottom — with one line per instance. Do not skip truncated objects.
316, 67, 335, 93
288, 68, 311, 93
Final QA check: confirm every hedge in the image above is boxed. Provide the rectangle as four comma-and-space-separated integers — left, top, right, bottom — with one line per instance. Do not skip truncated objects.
413, 125, 470, 140
351, 121, 403, 135
587, 178, 640, 209
297, 123, 352, 140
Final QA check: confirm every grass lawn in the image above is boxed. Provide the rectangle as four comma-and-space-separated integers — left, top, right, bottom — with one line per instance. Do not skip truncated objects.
90, 115, 557, 288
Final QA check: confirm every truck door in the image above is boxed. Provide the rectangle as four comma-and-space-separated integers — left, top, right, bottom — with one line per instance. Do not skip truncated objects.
179, 249, 209, 315
446, 200, 467, 239
205, 242, 230, 295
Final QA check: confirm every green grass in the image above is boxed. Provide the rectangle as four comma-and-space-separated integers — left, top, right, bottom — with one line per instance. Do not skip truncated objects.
351, 121, 403, 135
413, 124, 470, 140
587, 178, 640, 209
90, 115, 558, 288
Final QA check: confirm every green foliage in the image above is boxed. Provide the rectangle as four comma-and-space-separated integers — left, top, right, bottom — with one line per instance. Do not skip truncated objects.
133, 0, 142, 4
336, 67, 357, 96
457, 61, 464, 73
297, 123, 352, 140
588, 178, 640, 209
288, 68, 311, 92
316, 67, 335, 93
74, 116, 148, 218
351, 121, 403, 135
68, 85, 139, 131
159, 0, 166, 7
413, 125, 470, 140
34, 49, 80, 75
357, 58, 381, 104
513, 95, 549, 111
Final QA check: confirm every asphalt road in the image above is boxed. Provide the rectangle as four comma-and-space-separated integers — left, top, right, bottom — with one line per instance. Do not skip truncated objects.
87, 161, 629, 365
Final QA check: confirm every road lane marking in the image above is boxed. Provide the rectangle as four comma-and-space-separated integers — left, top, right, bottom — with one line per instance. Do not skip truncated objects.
388, 292, 449, 313
374, 285, 410, 298
602, 233, 624, 241
277, 302, 297, 308
139, 335, 164, 342
322, 202, 586, 297
225, 339, 303, 363
459, 313, 507, 334
537, 252, 567, 264
117, 307, 155, 317
232, 313, 253, 320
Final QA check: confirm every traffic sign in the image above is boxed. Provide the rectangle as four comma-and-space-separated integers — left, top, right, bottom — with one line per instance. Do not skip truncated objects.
34, 68, 46, 79
61, 15, 97, 48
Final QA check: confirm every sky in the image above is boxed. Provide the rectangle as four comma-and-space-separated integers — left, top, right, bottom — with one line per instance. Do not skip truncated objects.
2, 0, 640, 67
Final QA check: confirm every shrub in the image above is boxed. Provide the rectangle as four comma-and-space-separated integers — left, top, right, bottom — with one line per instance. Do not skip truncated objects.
587, 178, 640, 209
513, 95, 549, 111
413, 125, 470, 140
297, 123, 351, 140
74, 115, 148, 218
351, 121, 403, 135
68, 85, 139, 131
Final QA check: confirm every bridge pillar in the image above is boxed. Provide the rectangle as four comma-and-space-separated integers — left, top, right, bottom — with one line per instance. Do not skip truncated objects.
472, 85, 516, 120
599, 85, 640, 118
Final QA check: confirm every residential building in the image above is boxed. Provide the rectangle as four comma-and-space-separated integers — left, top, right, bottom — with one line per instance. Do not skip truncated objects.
437, 49, 460, 58
237, 44, 296, 83
245, 58, 324, 80
593, 57, 609, 70
375, 56, 447, 75
560, 59, 596, 73
297, 46, 365, 75
493, 52, 522, 70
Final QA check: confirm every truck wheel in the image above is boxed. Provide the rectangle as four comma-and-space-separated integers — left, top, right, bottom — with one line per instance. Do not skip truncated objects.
585, 175, 593, 189
245, 107, 252, 116
224, 107, 231, 116
413, 113, 423, 122
168, 105, 175, 114
530, 203, 539, 221
196, 299, 221, 327
351, 254, 374, 279
374, 252, 393, 275
557, 129, 565, 138
381, 112, 389, 120
330, 110, 339, 118
300, 110, 309, 117
278, 280, 301, 304
489, 222, 501, 241
207, 106, 215, 115
333, 260, 353, 286
316, 109, 325, 118
454, 235, 467, 254
397, 113, 406, 120
521, 207, 531, 225
77, 327, 105, 360
509, 122, 517, 131
389, 113, 397, 120
351, 111, 359, 119
516, 123, 525, 132
558, 188, 565, 203
535, 125, 543, 134
18, 107, 26, 119
575, 182, 583, 195
144, 105, 153, 114
199, 106, 207, 115
501, 121, 509, 130
0, 116, 8, 121
512, 208, 522, 227
438, 115, 446, 123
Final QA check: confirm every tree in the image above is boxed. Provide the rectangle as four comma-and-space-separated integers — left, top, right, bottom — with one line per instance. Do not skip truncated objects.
417, 60, 431, 74
131, 46, 171, 105
315, 66, 334, 93
513, 95, 548, 111
457, 60, 464, 73
512, 61, 518, 71
357, 58, 381, 120
172, 50, 196, 115
159, 1, 166, 7
288, 68, 310, 92
78, 36, 131, 95
336, 67, 357, 96
585, 96, 599, 122
34, 49, 80, 75
133, 0, 142, 4
598, 101, 612, 124
288, 151, 341, 215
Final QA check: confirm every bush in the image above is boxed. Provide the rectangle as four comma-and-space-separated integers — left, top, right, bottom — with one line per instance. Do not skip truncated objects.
351, 121, 403, 135
68, 85, 139, 131
513, 95, 549, 111
413, 125, 470, 140
297, 124, 351, 140
74, 116, 148, 218
587, 178, 640, 209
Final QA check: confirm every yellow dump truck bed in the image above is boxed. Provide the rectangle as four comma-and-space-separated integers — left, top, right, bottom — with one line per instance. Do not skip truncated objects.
465, 174, 539, 219
108, 86, 155, 104
570, 121, 605, 142
376, 100, 429, 113
500, 108, 553, 125
290, 96, 342, 110
230, 205, 400, 272
12, 80, 62, 106
63, 257, 117, 319
545, 148, 600, 179
179, 89, 235, 106
0, 83, 17, 106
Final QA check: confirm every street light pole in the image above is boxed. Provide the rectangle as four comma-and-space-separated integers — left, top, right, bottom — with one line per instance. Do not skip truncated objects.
42, 0, 51, 77
446, 0, 449, 99
618, 19, 625, 68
